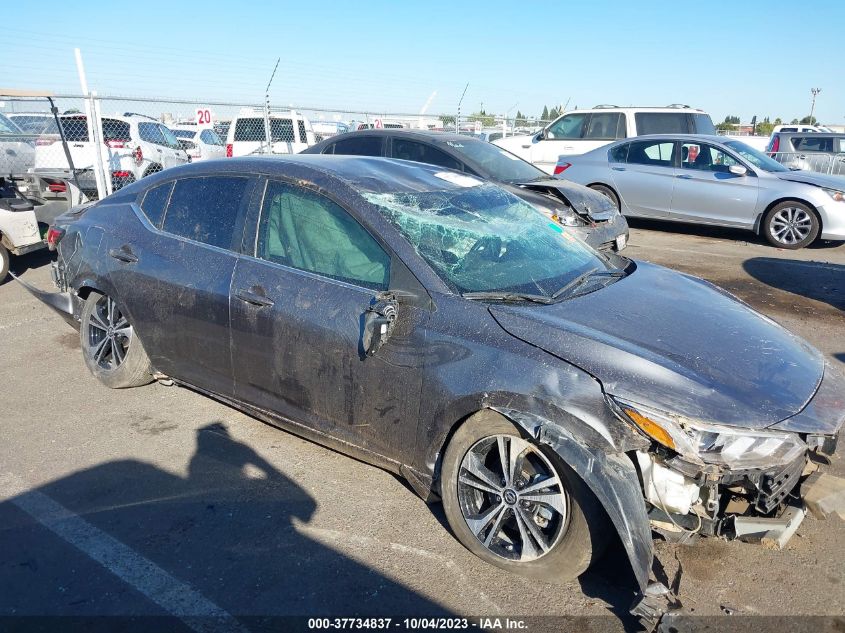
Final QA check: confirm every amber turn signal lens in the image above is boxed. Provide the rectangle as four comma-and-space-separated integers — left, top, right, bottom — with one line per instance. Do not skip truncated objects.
624, 408, 676, 450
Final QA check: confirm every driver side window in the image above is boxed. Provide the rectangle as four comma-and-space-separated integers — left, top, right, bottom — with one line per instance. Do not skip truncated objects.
680, 143, 739, 173
256, 180, 390, 290
546, 113, 586, 140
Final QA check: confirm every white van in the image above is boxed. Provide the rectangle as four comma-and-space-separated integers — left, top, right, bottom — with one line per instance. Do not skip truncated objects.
225, 111, 316, 157
495, 105, 715, 173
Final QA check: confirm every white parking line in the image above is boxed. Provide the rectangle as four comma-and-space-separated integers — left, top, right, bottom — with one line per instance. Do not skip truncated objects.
0, 472, 248, 633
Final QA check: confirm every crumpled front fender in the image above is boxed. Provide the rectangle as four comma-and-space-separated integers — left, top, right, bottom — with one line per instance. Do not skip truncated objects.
493, 407, 652, 591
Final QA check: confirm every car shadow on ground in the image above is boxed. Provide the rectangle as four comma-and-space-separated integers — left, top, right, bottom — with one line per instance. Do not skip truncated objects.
7, 247, 54, 277
420, 485, 640, 632
626, 217, 844, 250
742, 257, 845, 312
0, 422, 452, 631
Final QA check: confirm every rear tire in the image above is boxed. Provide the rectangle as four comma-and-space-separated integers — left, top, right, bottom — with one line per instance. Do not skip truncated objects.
762, 201, 819, 249
0, 243, 9, 283
80, 291, 154, 388
588, 184, 620, 211
440, 411, 607, 583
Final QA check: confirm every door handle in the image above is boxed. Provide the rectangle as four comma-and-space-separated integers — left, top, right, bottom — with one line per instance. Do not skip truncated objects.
676, 174, 693, 179
235, 288, 274, 307
108, 247, 138, 263
521, 144, 531, 149
611, 166, 626, 171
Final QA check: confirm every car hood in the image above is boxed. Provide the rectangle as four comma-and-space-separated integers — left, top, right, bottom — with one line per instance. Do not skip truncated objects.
517, 179, 617, 221
490, 262, 824, 429
774, 170, 845, 190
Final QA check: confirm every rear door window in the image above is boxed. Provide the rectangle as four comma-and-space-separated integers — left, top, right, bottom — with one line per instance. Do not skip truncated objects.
626, 140, 676, 167
331, 136, 385, 156
162, 176, 250, 250
138, 122, 167, 146
609, 143, 629, 163
583, 113, 623, 140
392, 139, 463, 170
257, 180, 390, 290
634, 113, 688, 135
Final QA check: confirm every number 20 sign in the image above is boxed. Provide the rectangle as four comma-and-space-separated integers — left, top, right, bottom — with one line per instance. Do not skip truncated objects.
195, 108, 213, 126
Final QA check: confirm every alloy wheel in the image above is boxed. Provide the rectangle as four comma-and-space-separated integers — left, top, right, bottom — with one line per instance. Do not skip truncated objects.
85, 295, 132, 370
770, 207, 813, 245
456, 434, 569, 562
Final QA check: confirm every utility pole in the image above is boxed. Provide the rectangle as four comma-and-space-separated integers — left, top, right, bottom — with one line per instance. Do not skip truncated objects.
809, 88, 821, 122
456, 83, 469, 133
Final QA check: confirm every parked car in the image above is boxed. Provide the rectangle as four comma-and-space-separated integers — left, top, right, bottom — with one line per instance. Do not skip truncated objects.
36, 156, 845, 623
766, 132, 845, 175
555, 134, 845, 249
771, 124, 832, 134
0, 173, 87, 280
311, 120, 350, 142
170, 125, 226, 162
224, 111, 315, 157
302, 129, 629, 252
33, 113, 189, 197
0, 113, 36, 175
495, 105, 716, 173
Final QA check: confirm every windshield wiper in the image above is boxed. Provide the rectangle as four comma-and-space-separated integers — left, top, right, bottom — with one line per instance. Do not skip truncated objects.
462, 291, 553, 304
551, 268, 626, 301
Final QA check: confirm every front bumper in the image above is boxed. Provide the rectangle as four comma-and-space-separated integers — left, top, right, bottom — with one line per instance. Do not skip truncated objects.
576, 212, 630, 252
818, 200, 845, 240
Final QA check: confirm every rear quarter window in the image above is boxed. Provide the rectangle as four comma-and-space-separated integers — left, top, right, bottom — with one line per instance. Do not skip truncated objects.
332, 136, 384, 156
634, 112, 688, 135
139, 182, 174, 228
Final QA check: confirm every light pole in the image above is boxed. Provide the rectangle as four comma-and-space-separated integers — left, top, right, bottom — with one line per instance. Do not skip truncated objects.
809, 88, 821, 122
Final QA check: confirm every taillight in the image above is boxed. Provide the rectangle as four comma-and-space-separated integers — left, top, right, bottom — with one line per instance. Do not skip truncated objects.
554, 162, 571, 175
47, 183, 67, 193
226, 143, 233, 158
106, 139, 127, 148
769, 136, 779, 156
112, 170, 132, 178
134, 146, 143, 165
46, 227, 65, 250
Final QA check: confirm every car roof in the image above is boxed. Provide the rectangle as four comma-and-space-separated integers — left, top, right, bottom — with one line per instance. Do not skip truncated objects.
308, 128, 486, 151
772, 132, 845, 138
150, 155, 487, 195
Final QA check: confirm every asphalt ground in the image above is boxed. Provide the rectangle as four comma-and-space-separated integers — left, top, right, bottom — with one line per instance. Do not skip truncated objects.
1, 220, 843, 633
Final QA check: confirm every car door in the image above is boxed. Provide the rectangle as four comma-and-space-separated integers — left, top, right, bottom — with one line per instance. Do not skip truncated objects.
608, 139, 677, 217
105, 174, 257, 397
530, 113, 588, 172
229, 177, 428, 463
668, 142, 759, 227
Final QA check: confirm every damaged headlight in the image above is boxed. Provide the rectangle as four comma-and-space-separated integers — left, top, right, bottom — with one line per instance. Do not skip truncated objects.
611, 397, 807, 470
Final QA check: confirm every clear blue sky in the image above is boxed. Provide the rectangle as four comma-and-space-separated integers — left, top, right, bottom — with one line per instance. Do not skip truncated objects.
2, 0, 843, 124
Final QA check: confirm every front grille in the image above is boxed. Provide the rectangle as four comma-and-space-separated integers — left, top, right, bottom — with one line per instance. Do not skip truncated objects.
755, 455, 805, 513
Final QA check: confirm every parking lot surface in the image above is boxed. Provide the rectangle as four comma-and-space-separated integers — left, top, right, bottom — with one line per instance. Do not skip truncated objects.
1, 221, 843, 631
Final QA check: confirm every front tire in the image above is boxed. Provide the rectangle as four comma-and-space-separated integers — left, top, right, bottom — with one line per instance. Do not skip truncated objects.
440, 411, 606, 583
0, 243, 9, 283
762, 201, 819, 249
80, 291, 153, 388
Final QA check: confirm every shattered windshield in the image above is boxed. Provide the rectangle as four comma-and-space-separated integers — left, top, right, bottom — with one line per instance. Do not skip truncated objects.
365, 183, 609, 296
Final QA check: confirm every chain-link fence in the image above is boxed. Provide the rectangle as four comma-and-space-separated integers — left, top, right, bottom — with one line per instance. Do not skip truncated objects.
769, 151, 845, 176
1, 92, 551, 200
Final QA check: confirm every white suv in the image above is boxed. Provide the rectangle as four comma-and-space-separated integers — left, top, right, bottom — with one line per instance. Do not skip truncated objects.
171, 125, 226, 162
225, 110, 315, 157
33, 113, 189, 196
495, 105, 716, 173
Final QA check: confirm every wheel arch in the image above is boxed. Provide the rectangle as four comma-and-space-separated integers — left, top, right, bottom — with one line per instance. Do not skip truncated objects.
755, 197, 822, 234
430, 404, 652, 592
586, 182, 621, 209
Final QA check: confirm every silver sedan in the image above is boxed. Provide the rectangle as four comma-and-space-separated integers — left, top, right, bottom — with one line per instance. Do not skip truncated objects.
554, 134, 845, 249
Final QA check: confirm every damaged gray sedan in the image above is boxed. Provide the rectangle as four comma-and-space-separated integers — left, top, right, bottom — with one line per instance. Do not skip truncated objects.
39, 156, 845, 620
